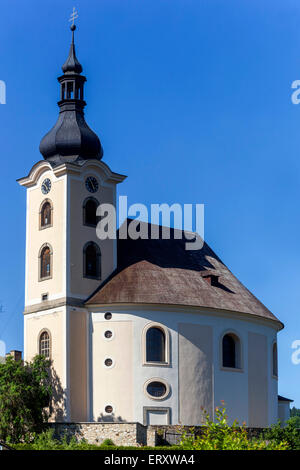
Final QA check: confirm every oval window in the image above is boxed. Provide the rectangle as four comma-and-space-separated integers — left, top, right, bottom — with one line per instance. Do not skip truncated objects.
146, 381, 167, 398
104, 358, 113, 367
105, 405, 113, 414
104, 312, 112, 320
104, 330, 113, 339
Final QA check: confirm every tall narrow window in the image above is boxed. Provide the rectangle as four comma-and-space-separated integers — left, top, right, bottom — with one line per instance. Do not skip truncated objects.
83, 198, 99, 226
222, 333, 238, 368
39, 331, 51, 358
146, 327, 166, 363
83, 242, 101, 279
40, 201, 52, 228
40, 245, 51, 279
273, 343, 278, 377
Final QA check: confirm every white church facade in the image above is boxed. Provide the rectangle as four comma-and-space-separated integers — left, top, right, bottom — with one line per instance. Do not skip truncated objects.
18, 25, 285, 427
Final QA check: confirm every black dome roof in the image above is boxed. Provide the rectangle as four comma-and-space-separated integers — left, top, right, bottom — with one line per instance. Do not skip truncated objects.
39, 106, 103, 163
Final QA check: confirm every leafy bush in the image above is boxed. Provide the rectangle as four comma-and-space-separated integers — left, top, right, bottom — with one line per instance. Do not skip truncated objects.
179, 405, 288, 450
27, 429, 61, 450
101, 438, 115, 446
0, 355, 52, 443
13, 429, 88, 450
262, 420, 300, 450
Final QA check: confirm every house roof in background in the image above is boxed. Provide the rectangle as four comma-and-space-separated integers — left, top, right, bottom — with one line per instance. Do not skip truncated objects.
278, 395, 293, 402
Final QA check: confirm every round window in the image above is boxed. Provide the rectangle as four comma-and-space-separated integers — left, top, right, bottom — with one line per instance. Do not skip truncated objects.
104, 330, 113, 339
146, 381, 167, 398
104, 358, 113, 367
104, 312, 112, 320
105, 405, 113, 414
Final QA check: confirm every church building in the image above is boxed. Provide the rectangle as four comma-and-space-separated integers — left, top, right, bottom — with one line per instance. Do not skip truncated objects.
18, 25, 285, 427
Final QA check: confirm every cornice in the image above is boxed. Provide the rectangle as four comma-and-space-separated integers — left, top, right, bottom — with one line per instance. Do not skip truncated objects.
85, 302, 284, 332
23, 297, 85, 315
17, 160, 53, 187
17, 158, 127, 188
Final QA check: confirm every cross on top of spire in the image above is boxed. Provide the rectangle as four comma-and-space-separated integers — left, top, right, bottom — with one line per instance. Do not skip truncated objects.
69, 7, 78, 30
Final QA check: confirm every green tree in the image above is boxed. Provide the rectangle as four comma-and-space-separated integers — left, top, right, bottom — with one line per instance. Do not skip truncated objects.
0, 355, 51, 443
290, 407, 300, 418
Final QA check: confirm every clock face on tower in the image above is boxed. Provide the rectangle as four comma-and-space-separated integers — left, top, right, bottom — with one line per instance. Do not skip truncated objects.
85, 176, 99, 193
41, 178, 51, 195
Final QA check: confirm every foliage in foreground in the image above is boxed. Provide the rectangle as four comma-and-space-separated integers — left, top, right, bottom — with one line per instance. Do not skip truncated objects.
262, 419, 300, 450
0, 355, 51, 443
178, 405, 289, 450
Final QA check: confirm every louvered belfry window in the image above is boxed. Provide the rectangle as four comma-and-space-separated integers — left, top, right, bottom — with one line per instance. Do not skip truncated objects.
84, 198, 98, 226
41, 202, 51, 227
84, 242, 101, 279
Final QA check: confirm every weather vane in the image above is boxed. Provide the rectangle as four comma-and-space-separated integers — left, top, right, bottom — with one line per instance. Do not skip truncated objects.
69, 7, 78, 29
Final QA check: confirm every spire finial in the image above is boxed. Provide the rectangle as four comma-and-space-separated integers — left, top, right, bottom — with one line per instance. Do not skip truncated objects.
69, 7, 78, 29
61, 7, 82, 74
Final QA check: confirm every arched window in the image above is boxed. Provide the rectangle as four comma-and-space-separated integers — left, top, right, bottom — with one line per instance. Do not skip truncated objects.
222, 333, 241, 369
83, 198, 99, 226
40, 200, 52, 228
272, 343, 278, 377
146, 327, 166, 363
83, 242, 101, 279
40, 244, 52, 280
39, 331, 51, 358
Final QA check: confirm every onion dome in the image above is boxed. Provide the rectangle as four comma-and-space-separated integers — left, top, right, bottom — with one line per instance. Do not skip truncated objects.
39, 25, 103, 165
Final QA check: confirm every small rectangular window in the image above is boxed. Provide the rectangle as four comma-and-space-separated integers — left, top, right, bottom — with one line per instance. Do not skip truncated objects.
42, 293, 48, 301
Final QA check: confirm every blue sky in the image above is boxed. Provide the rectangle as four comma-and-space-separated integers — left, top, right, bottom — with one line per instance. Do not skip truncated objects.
0, 0, 300, 406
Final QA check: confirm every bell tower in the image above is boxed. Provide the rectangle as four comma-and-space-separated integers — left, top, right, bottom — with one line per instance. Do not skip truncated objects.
18, 23, 126, 421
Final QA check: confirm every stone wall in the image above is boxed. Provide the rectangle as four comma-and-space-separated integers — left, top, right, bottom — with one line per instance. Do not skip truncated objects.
49, 422, 283, 447
50, 422, 148, 447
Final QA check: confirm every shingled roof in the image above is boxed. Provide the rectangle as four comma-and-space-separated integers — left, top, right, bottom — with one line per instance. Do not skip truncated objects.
86, 220, 282, 328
